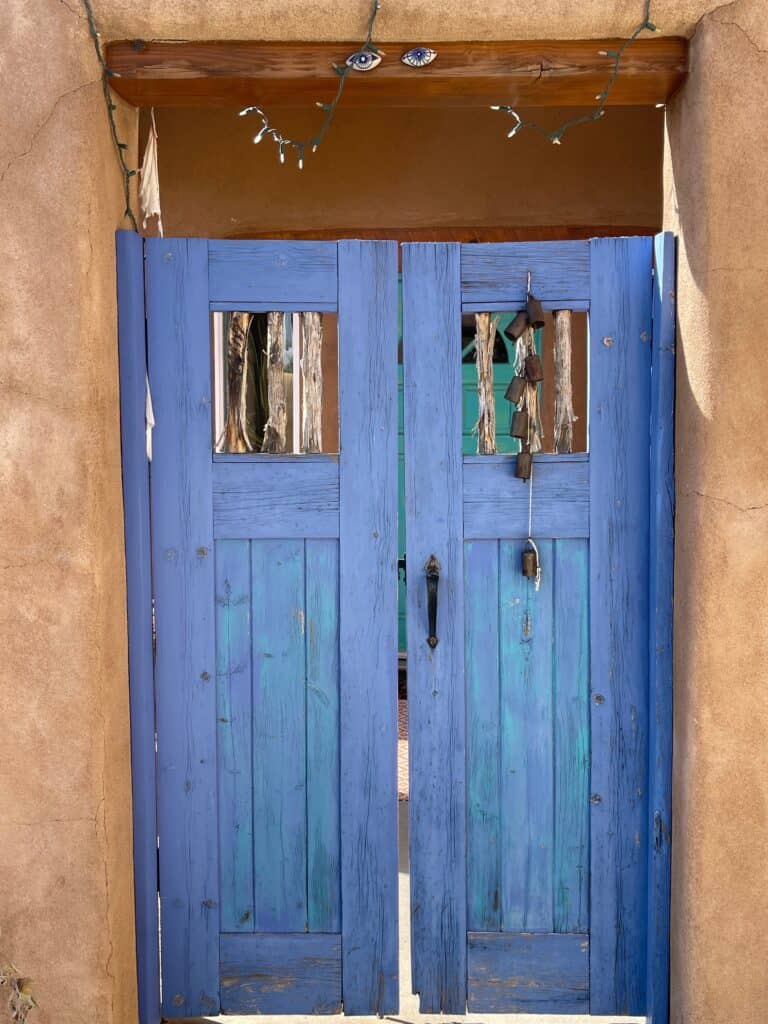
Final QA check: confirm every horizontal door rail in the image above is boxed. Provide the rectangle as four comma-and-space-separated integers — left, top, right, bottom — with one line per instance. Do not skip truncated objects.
463, 454, 589, 539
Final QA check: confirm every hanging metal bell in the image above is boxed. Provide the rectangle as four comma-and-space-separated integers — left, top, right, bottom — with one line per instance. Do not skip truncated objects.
516, 450, 532, 480
526, 295, 545, 328
522, 546, 539, 579
510, 409, 529, 439
524, 353, 544, 383
503, 310, 529, 342
504, 375, 527, 405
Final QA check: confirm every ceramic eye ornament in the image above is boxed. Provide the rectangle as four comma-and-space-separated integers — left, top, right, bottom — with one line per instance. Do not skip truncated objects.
400, 46, 437, 67
346, 48, 383, 71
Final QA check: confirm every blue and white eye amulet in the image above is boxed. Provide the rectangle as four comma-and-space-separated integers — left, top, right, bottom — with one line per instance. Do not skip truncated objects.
346, 49, 382, 71
400, 46, 437, 67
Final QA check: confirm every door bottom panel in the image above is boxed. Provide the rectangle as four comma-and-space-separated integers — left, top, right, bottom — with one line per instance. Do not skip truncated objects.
220, 933, 342, 1014
467, 932, 589, 1014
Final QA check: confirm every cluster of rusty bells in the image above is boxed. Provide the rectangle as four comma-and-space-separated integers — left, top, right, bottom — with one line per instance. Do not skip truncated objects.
503, 294, 545, 484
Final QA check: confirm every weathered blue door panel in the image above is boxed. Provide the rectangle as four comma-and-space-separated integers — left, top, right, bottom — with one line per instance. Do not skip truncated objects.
125, 234, 673, 1021
402, 237, 673, 1019
144, 239, 399, 1018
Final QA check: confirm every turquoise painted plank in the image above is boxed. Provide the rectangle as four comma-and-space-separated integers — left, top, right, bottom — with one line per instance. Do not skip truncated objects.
251, 539, 307, 932
305, 539, 341, 933
467, 932, 589, 1013
553, 539, 590, 934
220, 933, 342, 1014
499, 539, 554, 933
208, 240, 338, 306
402, 243, 466, 1013
215, 540, 254, 932
589, 235, 652, 1015
465, 539, 501, 932
116, 230, 160, 1024
461, 241, 590, 305
646, 231, 676, 1024
213, 459, 339, 539
146, 237, 219, 1017
337, 241, 399, 1015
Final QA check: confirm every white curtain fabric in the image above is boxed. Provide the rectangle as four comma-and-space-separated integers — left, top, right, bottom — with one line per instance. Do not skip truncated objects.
139, 108, 163, 236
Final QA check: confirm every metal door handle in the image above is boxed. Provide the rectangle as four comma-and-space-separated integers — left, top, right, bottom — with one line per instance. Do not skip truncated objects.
424, 554, 441, 649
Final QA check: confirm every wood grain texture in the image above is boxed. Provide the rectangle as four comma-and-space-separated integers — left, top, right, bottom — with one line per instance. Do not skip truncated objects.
146, 237, 219, 1017
465, 540, 501, 932
474, 312, 498, 454
463, 454, 589, 539
106, 38, 687, 108
212, 457, 339, 539
262, 311, 287, 453
305, 539, 341, 933
301, 311, 324, 453
209, 240, 337, 307
220, 933, 342, 1014
499, 539, 554, 933
646, 231, 675, 1024
402, 243, 467, 1013
115, 230, 160, 1024
215, 540, 254, 933
337, 241, 399, 1014
461, 241, 590, 306
467, 932, 589, 1013
553, 539, 590, 934
589, 235, 652, 1015
251, 539, 307, 932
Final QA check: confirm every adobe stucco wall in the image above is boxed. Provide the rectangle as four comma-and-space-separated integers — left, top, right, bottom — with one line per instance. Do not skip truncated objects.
0, 3, 139, 1024
1, 1, 766, 1023
663, 3, 768, 1022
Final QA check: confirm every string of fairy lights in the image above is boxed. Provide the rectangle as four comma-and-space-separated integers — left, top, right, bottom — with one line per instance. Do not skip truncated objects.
491, 0, 658, 144
82, 0, 658, 223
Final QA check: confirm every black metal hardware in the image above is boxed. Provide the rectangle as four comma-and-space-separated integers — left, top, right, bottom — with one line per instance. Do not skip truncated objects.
424, 554, 441, 649
398, 555, 407, 584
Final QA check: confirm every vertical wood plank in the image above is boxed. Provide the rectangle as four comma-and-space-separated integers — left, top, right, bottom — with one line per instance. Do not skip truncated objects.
646, 231, 676, 1024
251, 539, 307, 932
116, 230, 160, 1024
215, 539, 254, 932
553, 538, 590, 934
553, 309, 575, 454
146, 237, 219, 1017
475, 312, 498, 454
402, 243, 467, 1013
301, 311, 324, 453
262, 310, 287, 453
465, 539, 501, 931
499, 539, 554, 933
338, 240, 399, 1015
305, 538, 341, 932
589, 235, 652, 1015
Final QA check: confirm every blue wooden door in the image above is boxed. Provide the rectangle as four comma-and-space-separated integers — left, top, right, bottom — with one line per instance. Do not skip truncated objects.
401, 237, 674, 1017
145, 239, 399, 1017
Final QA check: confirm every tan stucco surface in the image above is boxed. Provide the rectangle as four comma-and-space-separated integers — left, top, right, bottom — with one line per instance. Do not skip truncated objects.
1, 0, 767, 1022
0, 4, 138, 1023
149, 104, 663, 238
86, 0, 718, 41
663, 2, 768, 1021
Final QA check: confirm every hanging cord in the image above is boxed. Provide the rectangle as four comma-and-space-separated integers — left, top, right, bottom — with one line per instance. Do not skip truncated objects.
81, 0, 138, 230
524, 269, 541, 590
526, 425, 542, 591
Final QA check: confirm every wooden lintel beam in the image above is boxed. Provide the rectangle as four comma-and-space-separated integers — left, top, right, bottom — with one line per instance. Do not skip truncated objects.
105, 38, 687, 108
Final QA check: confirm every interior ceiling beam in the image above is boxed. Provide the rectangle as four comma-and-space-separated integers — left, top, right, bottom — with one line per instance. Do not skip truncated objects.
105, 38, 687, 108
